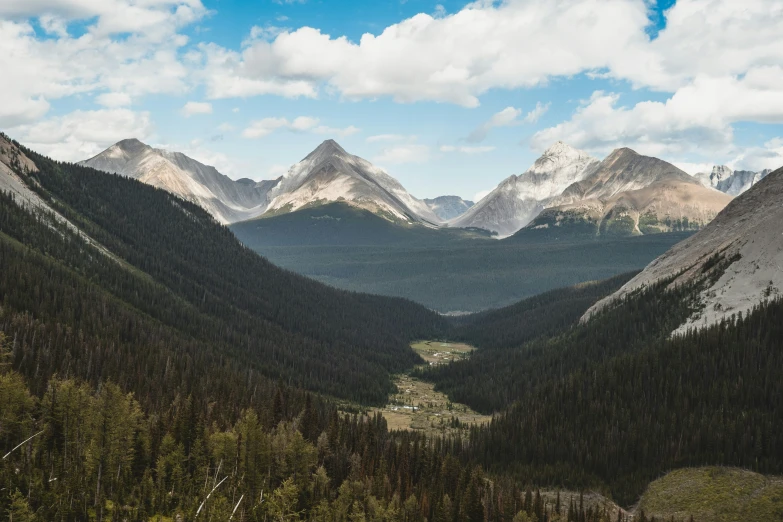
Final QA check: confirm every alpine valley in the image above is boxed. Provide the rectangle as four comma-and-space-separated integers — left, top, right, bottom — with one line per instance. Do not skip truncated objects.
3, 130, 783, 522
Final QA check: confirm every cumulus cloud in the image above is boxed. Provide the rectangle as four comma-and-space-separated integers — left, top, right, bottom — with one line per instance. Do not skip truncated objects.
730, 138, 783, 172
4, 0, 783, 168
0, 0, 206, 127
532, 70, 783, 158
242, 116, 359, 138
197, 0, 650, 106
181, 101, 213, 116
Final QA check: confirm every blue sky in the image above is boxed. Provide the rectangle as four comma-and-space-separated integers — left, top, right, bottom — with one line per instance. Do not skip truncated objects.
2, 0, 783, 201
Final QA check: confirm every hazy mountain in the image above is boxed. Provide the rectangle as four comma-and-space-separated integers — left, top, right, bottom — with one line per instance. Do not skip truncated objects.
80, 139, 278, 224
693, 165, 772, 196
584, 166, 783, 333
263, 139, 441, 224
424, 195, 474, 221
449, 142, 599, 237
521, 147, 732, 237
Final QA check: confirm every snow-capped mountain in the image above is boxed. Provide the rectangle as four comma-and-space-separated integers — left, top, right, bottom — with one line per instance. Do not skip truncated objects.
523, 147, 732, 236
584, 166, 783, 334
81, 139, 279, 224
424, 196, 474, 221
449, 142, 599, 237
693, 165, 772, 196
263, 140, 440, 224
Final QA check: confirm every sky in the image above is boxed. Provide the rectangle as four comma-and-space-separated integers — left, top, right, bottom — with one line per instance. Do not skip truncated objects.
2, 0, 783, 201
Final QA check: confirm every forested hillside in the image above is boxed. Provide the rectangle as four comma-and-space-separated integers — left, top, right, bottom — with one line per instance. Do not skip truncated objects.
449, 272, 637, 350
0, 136, 447, 408
418, 254, 783, 505
0, 137, 624, 522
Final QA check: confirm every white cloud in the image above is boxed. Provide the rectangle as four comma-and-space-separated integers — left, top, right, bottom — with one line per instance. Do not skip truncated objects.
96, 92, 133, 108
533, 70, 783, 158
673, 162, 715, 176
312, 125, 360, 138
0, 1, 206, 127
242, 116, 358, 138
242, 117, 290, 138
217, 122, 235, 132
191, 0, 783, 166
11, 108, 153, 162
523, 101, 550, 124
466, 102, 549, 143
440, 145, 495, 154
181, 101, 213, 116
467, 107, 522, 143
374, 144, 430, 164
730, 138, 783, 172
198, 0, 650, 106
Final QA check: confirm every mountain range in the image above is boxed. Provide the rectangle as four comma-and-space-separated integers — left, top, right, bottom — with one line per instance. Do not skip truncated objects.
519, 147, 732, 237
82, 137, 774, 242
4, 131, 783, 521
449, 141, 599, 237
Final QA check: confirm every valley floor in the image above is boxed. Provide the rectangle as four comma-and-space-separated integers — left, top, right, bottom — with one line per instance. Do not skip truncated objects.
370, 341, 491, 435
253, 233, 692, 312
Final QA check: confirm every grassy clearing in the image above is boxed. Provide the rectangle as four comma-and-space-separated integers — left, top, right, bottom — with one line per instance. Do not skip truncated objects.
410, 340, 475, 365
637, 467, 783, 522
367, 340, 489, 435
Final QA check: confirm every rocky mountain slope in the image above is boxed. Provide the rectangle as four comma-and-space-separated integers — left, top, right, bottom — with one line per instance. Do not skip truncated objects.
523, 147, 732, 236
263, 140, 440, 224
80, 139, 279, 224
694, 165, 771, 196
584, 166, 783, 333
424, 195, 474, 221
449, 142, 599, 237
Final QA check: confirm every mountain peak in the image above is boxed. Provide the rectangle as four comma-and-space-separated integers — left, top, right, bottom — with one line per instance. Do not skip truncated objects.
314, 139, 347, 155
543, 141, 580, 156
114, 138, 151, 154
607, 147, 640, 160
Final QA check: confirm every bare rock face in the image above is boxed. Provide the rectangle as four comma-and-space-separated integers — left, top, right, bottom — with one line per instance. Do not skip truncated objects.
524, 148, 732, 237
583, 166, 783, 334
424, 196, 474, 221
694, 165, 771, 196
263, 139, 440, 225
449, 141, 599, 237
81, 139, 279, 224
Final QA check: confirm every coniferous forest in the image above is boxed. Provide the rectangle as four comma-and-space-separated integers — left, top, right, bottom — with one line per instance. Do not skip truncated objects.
1, 136, 782, 521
